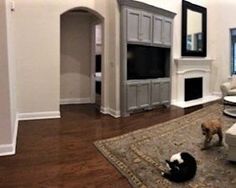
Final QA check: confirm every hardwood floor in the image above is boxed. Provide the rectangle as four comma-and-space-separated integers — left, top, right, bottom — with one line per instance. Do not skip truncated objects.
0, 103, 208, 188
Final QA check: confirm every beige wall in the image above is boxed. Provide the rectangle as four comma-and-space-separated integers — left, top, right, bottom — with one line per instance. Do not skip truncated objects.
60, 13, 92, 101
6, 0, 17, 134
107, 0, 120, 112
8, 0, 212, 117
0, 0, 13, 145
207, 0, 236, 92
5, 0, 231, 121
12, 0, 119, 114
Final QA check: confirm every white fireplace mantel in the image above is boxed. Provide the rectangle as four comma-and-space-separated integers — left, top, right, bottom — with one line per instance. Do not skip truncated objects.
175, 58, 212, 73
172, 58, 220, 108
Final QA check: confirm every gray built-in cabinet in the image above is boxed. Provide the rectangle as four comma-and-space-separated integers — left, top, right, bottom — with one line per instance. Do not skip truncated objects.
118, 0, 176, 116
127, 78, 170, 112
127, 10, 153, 43
151, 78, 170, 106
127, 80, 150, 111
127, 8, 173, 46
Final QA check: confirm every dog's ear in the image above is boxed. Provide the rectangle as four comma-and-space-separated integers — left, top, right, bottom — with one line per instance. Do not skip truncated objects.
201, 123, 205, 129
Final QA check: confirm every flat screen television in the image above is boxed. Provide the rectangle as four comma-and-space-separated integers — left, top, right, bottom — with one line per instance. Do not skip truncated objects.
127, 44, 170, 80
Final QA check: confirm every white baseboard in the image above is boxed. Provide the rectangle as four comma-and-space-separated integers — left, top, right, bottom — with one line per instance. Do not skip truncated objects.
17, 111, 60, 121
0, 105, 119, 156
0, 118, 18, 157
212, 91, 222, 97
100, 106, 121, 118
1, 110, 60, 156
0, 144, 14, 156
171, 99, 176, 105
60, 98, 91, 105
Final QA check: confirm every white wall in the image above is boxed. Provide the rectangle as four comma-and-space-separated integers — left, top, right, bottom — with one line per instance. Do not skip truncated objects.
0, 0, 17, 155
11, 0, 120, 117
60, 13, 92, 102
207, 0, 236, 92
108, 0, 120, 114
0, 0, 12, 145
6, 0, 17, 136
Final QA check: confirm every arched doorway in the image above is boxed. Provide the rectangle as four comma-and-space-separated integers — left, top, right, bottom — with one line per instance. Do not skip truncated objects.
60, 7, 104, 110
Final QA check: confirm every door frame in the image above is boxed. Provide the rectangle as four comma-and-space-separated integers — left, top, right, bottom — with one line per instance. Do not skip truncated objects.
90, 22, 103, 104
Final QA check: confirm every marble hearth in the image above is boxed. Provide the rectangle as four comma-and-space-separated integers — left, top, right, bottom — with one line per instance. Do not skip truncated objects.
172, 58, 220, 108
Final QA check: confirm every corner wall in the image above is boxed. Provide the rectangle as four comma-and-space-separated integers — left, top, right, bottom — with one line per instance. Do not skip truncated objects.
0, 0, 17, 156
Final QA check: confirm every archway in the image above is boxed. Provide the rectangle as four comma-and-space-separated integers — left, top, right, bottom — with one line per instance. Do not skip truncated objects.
60, 7, 104, 110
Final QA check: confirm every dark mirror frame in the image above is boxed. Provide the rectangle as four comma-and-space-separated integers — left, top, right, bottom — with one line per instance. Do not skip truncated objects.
181, 0, 207, 57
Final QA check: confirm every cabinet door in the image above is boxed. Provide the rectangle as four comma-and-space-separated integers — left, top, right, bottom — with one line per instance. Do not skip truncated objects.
127, 9, 141, 42
137, 82, 150, 108
153, 15, 163, 45
160, 80, 170, 104
127, 83, 138, 111
151, 80, 161, 106
140, 12, 152, 43
162, 18, 172, 46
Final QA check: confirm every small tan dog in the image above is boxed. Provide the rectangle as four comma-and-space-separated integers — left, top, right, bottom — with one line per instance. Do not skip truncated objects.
201, 119, 223, 150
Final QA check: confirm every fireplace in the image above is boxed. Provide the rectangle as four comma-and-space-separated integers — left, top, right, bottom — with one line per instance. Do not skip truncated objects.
185, 77, 203, 101
172, 58, 220, 108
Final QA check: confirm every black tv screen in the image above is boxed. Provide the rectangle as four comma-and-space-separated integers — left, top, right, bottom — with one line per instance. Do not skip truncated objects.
127, 44, 169, 80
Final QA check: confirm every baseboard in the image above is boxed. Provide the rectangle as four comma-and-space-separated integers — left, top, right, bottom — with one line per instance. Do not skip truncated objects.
171, 99, 176, 105
212, 91, 222, 97
0, 144, 14, 156
17, 111, 61, 121
100, 106, 121, 118
0, 117, 18, 157
60, 98, 91, 105
0, 110, 60, 156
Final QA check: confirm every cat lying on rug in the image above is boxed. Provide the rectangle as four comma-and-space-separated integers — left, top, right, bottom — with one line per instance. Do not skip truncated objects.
161, 152, 197, 182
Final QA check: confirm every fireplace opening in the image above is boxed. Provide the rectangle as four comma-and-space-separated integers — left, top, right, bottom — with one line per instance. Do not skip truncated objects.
185, 77, 203, 101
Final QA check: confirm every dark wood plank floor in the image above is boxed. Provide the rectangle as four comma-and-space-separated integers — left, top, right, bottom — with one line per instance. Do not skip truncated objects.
0, 103, 209, 188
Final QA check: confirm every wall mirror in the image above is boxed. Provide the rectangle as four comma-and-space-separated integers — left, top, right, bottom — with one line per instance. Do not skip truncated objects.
181, 0, 207, 57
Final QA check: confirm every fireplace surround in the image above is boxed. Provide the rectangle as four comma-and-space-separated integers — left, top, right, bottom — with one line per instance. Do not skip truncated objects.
173, 58, 220, 108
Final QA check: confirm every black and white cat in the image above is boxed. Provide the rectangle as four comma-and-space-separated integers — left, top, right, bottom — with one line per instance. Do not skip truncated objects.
161, 152, 197, 182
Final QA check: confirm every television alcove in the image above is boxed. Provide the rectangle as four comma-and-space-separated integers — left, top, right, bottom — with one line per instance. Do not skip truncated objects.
127, 44, 170, 80
118, 0, 176, 116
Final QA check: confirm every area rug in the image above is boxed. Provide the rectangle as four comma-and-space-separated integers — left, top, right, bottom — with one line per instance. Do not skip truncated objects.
94, 104, 236, 188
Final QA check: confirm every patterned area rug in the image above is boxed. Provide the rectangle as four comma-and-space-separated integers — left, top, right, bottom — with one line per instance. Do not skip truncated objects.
94, 104, 236, 188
